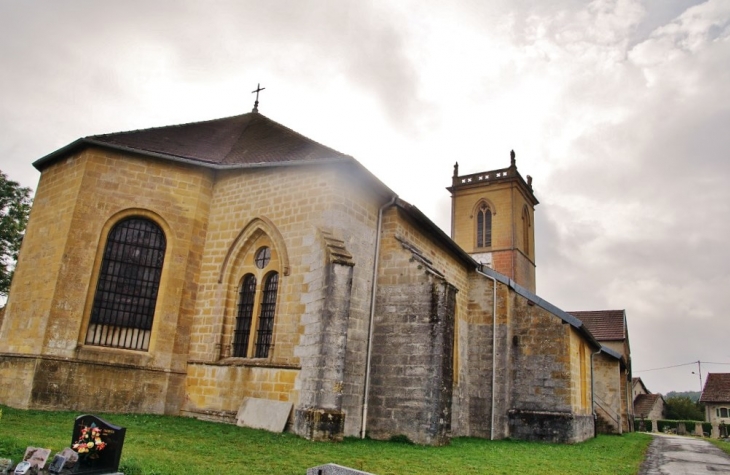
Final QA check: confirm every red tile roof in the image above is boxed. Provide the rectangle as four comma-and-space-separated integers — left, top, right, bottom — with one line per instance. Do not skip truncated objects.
634, 394, 663, 418
34, 112, 353, 170
568, 310, 626, 341
701, 373, 730, 403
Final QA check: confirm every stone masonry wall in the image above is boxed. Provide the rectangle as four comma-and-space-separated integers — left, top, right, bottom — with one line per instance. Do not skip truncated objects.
452, 271, 498, 438
368, 272, 455, 445
0, 148, 213, 414
184, 163, 382, 436
505, 294, 594, 442
593, 353, 622, 434
450, 180, 536, 292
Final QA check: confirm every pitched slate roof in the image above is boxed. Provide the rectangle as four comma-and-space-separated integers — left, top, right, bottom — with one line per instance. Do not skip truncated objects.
700, 373, 730, 403
34, 112, 353, 171
568, 310, 626, 341
634, 394, 663, 417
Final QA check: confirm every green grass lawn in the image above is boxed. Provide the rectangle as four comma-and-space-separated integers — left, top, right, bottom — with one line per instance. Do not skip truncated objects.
0, 406, 651, 475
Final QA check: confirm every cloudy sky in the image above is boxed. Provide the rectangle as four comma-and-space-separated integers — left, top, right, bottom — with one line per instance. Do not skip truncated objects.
2, 0, 729, 394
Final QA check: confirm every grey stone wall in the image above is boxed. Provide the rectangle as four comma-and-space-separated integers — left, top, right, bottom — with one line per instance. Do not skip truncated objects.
452, 272, 497, 438
367, 266, 456, 445
508, 409, 594, 443
293, 244, 354, 440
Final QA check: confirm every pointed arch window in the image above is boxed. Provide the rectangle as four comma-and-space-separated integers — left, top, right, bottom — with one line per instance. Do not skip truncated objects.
476, 202, 492, 248
86, 217, 166, 351
255, 272, 279, 358
229, 246, 280, 359
233, 274, 257, 357
522, 206, 531, 255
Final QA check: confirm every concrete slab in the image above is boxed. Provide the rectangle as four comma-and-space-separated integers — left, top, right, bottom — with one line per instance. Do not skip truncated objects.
236, 397, 292, 433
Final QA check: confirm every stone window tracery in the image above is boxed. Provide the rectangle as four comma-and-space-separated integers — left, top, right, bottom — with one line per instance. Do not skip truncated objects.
230, 244, 280, 359
476, 202, 492, 248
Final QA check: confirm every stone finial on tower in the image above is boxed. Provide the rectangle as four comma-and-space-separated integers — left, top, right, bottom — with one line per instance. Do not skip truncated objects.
453, 162, 459, 178
510, 149, 516, 167
527, 175, 533, 187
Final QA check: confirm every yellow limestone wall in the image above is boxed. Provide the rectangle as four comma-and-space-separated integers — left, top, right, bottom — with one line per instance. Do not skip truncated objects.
0, 148, 213, 412
451, 181, 536, 292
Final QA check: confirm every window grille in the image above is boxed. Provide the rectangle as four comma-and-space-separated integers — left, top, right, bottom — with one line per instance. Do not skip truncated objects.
254, 272, 279, 358
86, 218, 166, 351
233, 274, 256, 357
476, 203, 492, 248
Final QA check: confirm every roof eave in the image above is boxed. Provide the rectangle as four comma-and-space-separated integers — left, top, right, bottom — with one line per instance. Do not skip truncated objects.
33, 138, 356, 172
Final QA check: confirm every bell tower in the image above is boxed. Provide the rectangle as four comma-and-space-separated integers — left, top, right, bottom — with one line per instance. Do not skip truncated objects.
447, 151, 539, 292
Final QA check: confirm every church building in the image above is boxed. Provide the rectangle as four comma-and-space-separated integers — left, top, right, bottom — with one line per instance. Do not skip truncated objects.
0, 108, 630, 444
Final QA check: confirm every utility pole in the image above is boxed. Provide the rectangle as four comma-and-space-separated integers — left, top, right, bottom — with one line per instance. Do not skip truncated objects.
692, 360, 703, 393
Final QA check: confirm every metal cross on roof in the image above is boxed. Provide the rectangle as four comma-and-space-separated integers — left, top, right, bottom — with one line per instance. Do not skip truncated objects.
252, 83, 265, 113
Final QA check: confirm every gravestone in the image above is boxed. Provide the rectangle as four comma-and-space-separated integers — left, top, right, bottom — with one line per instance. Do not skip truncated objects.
23, 447, 51, 470
59, 448, 79, 469
48, 455, 67, 474
70, 415, 126, 475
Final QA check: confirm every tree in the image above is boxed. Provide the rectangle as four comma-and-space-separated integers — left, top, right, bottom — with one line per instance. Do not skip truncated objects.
0, 171, 32, 296
664, 395, 705, 421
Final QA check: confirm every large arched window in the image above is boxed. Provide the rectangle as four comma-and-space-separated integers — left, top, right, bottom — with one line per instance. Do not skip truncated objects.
476, 202, 492, 248
86, 217, 166, 351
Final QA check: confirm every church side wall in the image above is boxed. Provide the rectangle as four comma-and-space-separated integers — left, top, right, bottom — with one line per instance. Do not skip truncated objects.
183, 163, 382, 438
505, 295, 594, 443
0, 149, 213, 414
452, 271, 498, 438
362, 208, 468, 445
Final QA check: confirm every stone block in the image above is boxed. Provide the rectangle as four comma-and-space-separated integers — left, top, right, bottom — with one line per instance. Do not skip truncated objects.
236, 397, 292, 433
307, 463, 376, 475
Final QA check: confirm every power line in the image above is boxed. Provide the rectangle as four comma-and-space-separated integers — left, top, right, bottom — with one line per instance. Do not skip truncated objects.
635, 361, 730, 373
634, 362, 697, 373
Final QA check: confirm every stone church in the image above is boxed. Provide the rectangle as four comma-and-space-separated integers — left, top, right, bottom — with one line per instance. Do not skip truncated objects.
0, 109, 631, 444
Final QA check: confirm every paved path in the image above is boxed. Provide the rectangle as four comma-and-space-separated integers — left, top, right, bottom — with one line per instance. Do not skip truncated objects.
639, 434, 730, 474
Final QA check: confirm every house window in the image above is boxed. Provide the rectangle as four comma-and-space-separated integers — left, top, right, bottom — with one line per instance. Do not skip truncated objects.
230, 247, 280, 359
86, 218, 166, 351
476, 202, 492, 248
721, 408, 729, 418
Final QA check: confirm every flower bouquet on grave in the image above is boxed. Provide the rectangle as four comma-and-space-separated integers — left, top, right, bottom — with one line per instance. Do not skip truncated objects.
71, 422, 108, 461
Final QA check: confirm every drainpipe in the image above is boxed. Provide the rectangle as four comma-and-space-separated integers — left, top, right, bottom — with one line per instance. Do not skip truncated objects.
591, 348, 602, 438
476, 267, 497, 440
360, 195, 398, 439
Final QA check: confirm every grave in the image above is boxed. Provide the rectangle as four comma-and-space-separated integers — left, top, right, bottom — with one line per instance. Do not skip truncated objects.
70, 415, 126, 475
48, 454, 67, 474
23, 447, 51, 470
